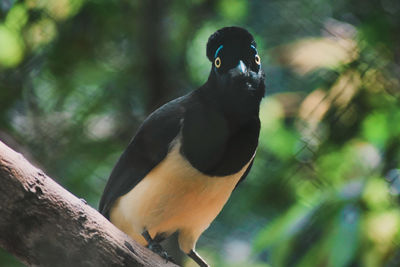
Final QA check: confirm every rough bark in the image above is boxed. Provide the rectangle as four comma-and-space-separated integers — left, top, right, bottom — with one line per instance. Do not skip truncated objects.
0, 141, 179, 267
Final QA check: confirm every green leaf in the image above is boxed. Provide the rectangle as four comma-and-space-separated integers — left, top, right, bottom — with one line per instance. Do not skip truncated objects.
0, 25, 24, 67
327, 205, 360, 267
362, 112, 389, 148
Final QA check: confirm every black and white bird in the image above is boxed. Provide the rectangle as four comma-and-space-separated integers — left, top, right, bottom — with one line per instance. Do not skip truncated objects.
99, 26, 265, 267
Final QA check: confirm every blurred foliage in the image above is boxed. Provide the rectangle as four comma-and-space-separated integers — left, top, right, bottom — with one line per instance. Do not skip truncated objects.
1, 0, 400, 266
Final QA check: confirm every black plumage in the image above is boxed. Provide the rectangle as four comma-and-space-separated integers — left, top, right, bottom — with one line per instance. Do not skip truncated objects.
99, 26, 265, 267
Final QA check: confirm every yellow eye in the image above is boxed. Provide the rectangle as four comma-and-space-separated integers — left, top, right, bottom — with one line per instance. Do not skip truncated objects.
215, 57, 221, 68
255, 54, 261, 65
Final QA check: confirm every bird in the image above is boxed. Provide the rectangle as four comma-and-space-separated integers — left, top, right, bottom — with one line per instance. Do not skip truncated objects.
99, 26, 265, 267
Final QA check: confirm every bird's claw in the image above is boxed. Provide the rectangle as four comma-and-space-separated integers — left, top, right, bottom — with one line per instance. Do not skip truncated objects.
147, 242, 175, 263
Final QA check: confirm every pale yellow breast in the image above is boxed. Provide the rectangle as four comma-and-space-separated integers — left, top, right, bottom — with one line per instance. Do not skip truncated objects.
110, 141, 253, 252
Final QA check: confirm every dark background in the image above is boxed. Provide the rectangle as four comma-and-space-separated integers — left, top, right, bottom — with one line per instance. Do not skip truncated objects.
1, 0, 400, 266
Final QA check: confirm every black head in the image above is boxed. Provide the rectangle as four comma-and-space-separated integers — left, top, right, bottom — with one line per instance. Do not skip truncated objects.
205, 27, 265, 120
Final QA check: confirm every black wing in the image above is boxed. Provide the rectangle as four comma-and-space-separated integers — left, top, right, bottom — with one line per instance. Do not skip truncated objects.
99, 96, 186, 219
234, 158, 254, 190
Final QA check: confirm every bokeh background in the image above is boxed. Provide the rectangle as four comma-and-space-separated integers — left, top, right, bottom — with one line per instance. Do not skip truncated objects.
1, 0, 400, 266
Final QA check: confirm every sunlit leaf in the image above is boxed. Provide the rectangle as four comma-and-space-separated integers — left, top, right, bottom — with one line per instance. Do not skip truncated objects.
0, 25, 24, 67
362, 112, 389, 148
25, 18, 57, 50
218, 0, 248, 21
362, 177, 391, 211
5, 4, 28, 31
44, 0, 85, 21
259, 97, 298, 159
273, 37, 358, 75
365, 210, 400, 245
187, 25, 215, 86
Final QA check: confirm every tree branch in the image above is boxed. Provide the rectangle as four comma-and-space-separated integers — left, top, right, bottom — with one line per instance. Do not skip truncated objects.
0, 141, 179, 267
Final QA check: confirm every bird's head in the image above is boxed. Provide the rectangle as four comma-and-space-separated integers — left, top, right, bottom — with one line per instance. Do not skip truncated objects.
206, 27, 265, 116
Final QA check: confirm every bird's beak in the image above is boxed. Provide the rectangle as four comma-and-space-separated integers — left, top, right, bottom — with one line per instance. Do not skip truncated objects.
235, 60, 247, 75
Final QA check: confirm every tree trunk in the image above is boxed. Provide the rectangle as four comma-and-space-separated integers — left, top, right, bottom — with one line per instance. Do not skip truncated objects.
0, 141, 179, 267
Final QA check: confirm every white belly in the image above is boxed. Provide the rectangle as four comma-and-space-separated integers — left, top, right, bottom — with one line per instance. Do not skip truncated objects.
110, 142, 253, 253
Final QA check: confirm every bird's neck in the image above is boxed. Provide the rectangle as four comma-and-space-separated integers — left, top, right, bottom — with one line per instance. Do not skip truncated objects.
198, 71, 262, 128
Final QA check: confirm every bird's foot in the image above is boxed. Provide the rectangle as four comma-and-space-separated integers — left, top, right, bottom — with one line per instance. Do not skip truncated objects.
147, 241, 175, 263
142, 230, 175, 263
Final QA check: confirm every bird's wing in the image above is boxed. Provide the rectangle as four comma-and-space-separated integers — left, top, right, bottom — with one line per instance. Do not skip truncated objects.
234, 158, 254, 190
99, 97, 185, 219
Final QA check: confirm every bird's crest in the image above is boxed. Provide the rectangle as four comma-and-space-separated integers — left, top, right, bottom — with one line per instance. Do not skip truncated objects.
206, 26, 256, 62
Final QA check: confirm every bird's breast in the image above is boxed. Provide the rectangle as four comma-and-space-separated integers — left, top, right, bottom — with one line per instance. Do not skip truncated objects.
109, 140, 254, 247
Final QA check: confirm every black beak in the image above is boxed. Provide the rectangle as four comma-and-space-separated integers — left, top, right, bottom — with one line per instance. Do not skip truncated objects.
235, 60, 247, 75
